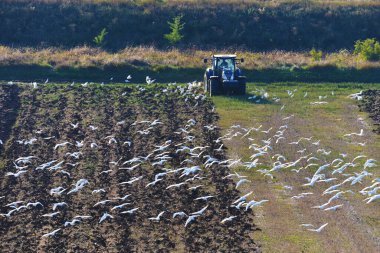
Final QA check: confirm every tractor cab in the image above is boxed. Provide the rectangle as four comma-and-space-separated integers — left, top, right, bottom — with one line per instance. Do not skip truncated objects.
214, 56, 235, 71
204, 55, 246, 96
213, 56, 235, 80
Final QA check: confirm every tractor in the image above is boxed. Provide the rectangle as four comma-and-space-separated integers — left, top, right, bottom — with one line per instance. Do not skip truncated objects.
203, 55, 246, 96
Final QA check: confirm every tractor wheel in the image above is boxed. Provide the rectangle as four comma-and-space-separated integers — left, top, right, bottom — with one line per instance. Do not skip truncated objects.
204, 75, 209, 94
237, 78, 246, 95
210, 78, 220, 96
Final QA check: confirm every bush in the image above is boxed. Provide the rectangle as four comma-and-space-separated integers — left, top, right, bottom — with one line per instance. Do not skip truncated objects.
354, 38, 380, 61
93, 28, 108, 47
164, 15, 185, 44
309, 48, 323, 61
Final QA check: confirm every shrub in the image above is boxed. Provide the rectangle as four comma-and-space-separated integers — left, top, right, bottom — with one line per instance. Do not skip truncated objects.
354, 38, 380, 61
330, 49, 350, 68
93, 28, 108, 47
164, 15, 185, 44
309, 48, 323, 61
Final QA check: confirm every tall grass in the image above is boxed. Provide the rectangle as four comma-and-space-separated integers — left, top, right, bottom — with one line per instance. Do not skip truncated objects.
0, 46, 378, 70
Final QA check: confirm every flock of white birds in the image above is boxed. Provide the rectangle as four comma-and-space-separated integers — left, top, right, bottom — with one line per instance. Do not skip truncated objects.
0, 81, 256, 242
217, 87, 379, 233
6, 74, 152, 89
0, 81, 378, 242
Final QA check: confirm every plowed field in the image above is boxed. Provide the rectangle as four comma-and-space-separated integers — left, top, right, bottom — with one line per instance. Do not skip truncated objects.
0, 84, 259, 253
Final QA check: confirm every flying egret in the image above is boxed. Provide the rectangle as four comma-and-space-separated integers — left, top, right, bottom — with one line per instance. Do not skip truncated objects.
26, 202, 44, 208
191, 205, 208, 216
364, 159, 377, 170
233, 191, 253, 204
89, 125, 98, 131
113, 194, 131, 201
245, 199, 268, 210
121, 208, 139, 214
364, 194, 380, 204
70, 123, 79, 129
42, 229, 61, 238
323, 204, 343, 211
221, 216, 237, 224
111, 203, 131, 210
236, 179, 251, 189
145, 178, 163, 188
6, 170, 27, 178
173, 212, 187, 218
92, 189, 106, 194
185, 215, 199, 227
42, 212, 60, 218
93, 200, 112, 207
300, 224, 314, 228
344, 129, 364, 137
189, 185, 203, 190
52, 202, 68, 211
307, 223, 328, 233
54, 142, 72, 150
194, 195, 214, 201
99, 212, 113, 224
166, 182, 186, 189
148, 211, 165, 222
146, 76, 155, 84
64, 219, 81, 227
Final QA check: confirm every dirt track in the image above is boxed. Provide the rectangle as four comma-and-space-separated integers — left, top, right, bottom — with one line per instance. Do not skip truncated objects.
0, 84, 259, 252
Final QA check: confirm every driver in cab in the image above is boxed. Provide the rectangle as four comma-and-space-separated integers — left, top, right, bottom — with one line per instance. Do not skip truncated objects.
218, 59, 229, 70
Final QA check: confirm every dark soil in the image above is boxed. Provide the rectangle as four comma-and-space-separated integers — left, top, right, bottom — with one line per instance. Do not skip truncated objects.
0, 84, 260, 253
0, 84, 20, 155
359, 90, 380, 134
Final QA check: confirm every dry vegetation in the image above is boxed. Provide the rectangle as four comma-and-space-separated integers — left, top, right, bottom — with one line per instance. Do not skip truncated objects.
1, 46, 379, 70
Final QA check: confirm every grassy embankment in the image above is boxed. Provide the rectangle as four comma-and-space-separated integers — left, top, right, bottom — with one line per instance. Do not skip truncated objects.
213, 82, 380, 252
1, 46, 380, 83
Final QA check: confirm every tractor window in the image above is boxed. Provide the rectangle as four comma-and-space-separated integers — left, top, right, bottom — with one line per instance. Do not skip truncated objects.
215, 58, 234, 71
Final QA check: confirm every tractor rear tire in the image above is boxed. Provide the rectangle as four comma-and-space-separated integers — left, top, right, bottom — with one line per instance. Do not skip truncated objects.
210, 78, 220, 96
237, 78, 246, 95
204, 75, 209, 94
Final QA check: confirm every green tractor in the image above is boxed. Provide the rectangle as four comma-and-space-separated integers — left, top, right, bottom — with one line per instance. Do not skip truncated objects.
203, 55, 246, 96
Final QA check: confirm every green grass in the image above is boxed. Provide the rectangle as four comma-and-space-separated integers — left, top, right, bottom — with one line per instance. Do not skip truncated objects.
213, 82, 380, 253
